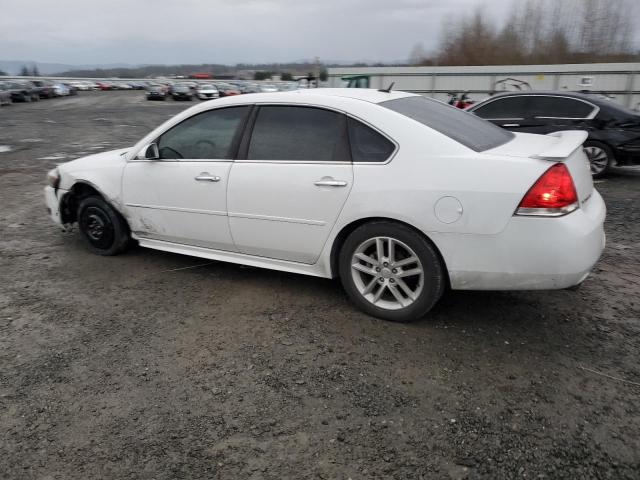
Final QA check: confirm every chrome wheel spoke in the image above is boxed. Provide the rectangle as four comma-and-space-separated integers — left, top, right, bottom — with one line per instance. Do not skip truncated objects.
362, 277, 378, 295
375, 238, 384, 263
355, 252, 378, 266
388, 238, 396, 264
388, 284, 407, 306
396, 278, 417, 300
372, 283, 386, 303
352, 262, 377, 276
397, 267, 423, 278
394, 255, 418, 268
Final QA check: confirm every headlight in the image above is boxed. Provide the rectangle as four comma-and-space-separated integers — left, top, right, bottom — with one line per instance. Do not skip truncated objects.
47, 168, 60, 189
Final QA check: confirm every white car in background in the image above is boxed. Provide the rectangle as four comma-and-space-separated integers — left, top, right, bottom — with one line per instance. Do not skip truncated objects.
43, 89, 605, 322
258, 83, 279, 93
195, 83, 219, 100
52, 83, 70, 96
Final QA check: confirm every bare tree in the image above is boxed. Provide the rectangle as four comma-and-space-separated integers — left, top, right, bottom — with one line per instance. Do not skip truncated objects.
408, 42, 428, 65
427, 0, 639, 66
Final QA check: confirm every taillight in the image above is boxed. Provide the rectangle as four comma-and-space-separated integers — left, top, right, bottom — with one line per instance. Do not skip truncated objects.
516, 163, 578, 217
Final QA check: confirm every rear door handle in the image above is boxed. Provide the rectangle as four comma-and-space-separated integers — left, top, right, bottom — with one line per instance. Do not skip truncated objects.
314, 179, 348, 187
195, 173, 221, 182
502, 123, 520, 127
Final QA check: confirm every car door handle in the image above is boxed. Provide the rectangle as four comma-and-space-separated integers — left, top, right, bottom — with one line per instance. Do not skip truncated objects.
195, 173, 221, 182
314, 179, 348, 187
502, 123, 520, 127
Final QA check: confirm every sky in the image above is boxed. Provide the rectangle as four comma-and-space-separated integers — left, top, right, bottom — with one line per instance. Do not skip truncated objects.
0, 0, 518, 66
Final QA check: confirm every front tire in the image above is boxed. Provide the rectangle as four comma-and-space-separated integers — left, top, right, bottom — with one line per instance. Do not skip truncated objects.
77, 196, 130, 256
338, 221, 445, 322
584, 141, 614, 178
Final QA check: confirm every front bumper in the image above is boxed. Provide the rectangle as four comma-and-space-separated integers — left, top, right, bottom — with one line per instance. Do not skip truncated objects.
44, 186, 67, 226
439, 190, 606, 290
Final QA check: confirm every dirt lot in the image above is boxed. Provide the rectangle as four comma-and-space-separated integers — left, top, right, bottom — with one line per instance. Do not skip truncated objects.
1, 91, 639, 479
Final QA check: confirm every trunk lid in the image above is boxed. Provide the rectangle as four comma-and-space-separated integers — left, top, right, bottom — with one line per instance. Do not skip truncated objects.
487, 131, 594, 206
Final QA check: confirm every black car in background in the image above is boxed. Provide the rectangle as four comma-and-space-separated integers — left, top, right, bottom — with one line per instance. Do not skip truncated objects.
0, 82, 12, 105
6, 81, 40, 102
468, 91, 640, 177
170, 83, 193, 101
145, 83, 167, 101
31, 80, 55, 99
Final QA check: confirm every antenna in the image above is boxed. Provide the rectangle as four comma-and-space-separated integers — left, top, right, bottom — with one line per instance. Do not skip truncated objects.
378, 82, 395, 93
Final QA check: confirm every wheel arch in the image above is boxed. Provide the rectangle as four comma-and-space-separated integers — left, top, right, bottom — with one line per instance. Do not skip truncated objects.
60, 181, 113, 224
329, 216, 450, 287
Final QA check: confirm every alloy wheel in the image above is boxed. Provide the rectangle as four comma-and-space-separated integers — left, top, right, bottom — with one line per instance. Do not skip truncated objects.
584, 146, 609, 175
350, 236, 424, 310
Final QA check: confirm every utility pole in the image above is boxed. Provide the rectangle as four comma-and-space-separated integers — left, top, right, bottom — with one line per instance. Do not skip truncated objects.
314, 56, 320, 88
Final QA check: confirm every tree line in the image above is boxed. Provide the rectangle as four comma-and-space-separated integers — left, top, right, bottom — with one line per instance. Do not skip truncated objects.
19, 65, 40, 76
410, 0, 639, 66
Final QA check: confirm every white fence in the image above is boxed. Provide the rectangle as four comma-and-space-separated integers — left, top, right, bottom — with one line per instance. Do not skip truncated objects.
328, 63, 640, 108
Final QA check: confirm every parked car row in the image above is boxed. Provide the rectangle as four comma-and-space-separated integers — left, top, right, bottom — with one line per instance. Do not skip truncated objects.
144, 80, 301, 102
0, 79, 78, 105
467, 91, 640, 177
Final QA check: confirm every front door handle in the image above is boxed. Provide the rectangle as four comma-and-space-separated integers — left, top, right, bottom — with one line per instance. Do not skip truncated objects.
314, 179, 348, 187
502, 123, 520, 127
195, 173, 221, 182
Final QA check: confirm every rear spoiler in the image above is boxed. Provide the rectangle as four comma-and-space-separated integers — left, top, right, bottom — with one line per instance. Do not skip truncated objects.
532, 131, 588, 160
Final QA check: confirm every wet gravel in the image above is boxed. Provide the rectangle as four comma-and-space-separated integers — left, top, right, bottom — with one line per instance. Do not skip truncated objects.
1, 91, 639, 479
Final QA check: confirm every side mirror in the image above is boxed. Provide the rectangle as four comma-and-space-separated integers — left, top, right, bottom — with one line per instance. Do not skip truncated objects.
145, 143, 160, 160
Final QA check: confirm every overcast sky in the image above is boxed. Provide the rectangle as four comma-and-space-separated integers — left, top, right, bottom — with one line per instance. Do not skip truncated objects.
0, 0, 524, 65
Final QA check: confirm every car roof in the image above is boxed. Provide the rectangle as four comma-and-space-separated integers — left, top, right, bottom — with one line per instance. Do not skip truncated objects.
296, 88, 417, 104
475, 90, 609, 105
197, 88, 417, 106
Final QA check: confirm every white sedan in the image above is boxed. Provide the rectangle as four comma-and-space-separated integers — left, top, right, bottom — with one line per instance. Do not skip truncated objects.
195, 84, 220, 100
44, 89, 605, 322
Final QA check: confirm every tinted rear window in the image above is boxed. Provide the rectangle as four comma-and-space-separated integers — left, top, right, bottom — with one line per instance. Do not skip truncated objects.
248, 106, 349, 161
348, 117, 395, 162
529, 96, 595, 118
380, 96, 513, 152
472, 96, 530, 119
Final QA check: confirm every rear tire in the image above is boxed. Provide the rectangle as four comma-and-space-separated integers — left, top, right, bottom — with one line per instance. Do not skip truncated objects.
338, 221, 445, 322
584, 141, 614, 179
77, 196, 130, 256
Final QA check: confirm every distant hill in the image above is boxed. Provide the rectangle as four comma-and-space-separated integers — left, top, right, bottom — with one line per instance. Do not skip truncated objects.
0, 60, 141, 76
0, 59, 401, 79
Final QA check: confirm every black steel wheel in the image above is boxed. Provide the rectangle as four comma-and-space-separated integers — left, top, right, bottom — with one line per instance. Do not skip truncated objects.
77, 196, 130, 256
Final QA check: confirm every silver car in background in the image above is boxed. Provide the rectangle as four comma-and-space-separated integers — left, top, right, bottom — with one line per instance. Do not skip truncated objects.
195, 83, 219, 100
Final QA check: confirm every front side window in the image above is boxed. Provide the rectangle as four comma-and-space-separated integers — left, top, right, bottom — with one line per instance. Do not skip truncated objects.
382, 96, 514, 152
529, 96, 595, 119
158, 106, 249, 159
247, 106, 349, 161
472, 96, 530, 119
348, 117, 395, 162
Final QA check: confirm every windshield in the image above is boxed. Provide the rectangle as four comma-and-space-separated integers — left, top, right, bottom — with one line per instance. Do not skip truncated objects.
380, 96, 514, 152
199, 84, 214, 89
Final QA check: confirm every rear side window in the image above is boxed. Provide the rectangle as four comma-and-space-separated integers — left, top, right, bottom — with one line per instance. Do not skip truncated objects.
248, 106, 349, 161
529, 96, 595, 118
472, 96, 530, 119
381, 96, 513, 152
348, 118, 395, 162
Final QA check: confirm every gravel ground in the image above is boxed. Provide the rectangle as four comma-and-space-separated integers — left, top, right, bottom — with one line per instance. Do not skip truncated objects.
1, 91, 639, 479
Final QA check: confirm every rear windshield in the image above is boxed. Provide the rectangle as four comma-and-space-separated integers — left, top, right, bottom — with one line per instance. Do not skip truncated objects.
380, 96, 514, 152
